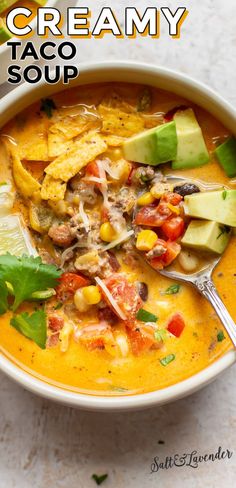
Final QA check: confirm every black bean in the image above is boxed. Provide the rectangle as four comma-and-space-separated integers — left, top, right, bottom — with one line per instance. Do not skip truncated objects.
136, 282, 148, 302
174, 183, 200, 197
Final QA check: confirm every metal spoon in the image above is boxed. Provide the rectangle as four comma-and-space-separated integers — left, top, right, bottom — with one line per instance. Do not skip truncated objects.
150, 175, 236, 347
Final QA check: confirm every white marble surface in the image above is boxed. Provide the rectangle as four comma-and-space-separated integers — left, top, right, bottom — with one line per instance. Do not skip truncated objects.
0, 1, 236, 487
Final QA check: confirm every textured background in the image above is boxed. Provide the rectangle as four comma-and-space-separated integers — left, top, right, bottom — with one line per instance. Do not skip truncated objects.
0, 1, 236, 486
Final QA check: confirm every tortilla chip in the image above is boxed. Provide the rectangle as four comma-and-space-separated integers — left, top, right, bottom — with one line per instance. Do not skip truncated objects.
41, 174, 66, 201
98, 105, 144, 137
45, 132, 107, 182
8, 145, 41, 198
103, 135, 126, 147
8, 114, 49, 161
48, 132, 73, 159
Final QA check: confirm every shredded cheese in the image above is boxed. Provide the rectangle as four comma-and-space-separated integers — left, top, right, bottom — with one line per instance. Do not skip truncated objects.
79, 200, 90, 232
102, 229, 134, 251
95, 276, 126, 321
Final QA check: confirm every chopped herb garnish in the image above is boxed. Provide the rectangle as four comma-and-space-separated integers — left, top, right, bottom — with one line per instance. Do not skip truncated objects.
154, 329, 167, 342
217, 330, 225, 342
40, 98, 56, 118
160, 354, 175, 366
11, 310, 47, 349
111, 386, 129, 393
222, 189, 227, 200
136, 308, 158, 323
54, 301, 63, 310
163, 284, 181, 295
92, 474, 108, 485
137, 87, 152, 112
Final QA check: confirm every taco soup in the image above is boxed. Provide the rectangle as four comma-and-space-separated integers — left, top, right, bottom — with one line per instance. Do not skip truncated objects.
0, 82, 235, 396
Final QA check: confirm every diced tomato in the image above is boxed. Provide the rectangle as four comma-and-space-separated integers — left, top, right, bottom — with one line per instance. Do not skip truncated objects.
167, 313, 185, 337
127, 324, 156, 355
164, 105, 188, 122
162, 192, 183, 206
85, 160, 102, 189
86, 160, 100, 178
103, 274, 143, 319
79, 326, 116, 353
56, 272, 90, 301
48, 315, 64, 332
150, 241, 181, 269
127, 163, 138, 185
162, 217, 185, 241
135, 204, 171, 227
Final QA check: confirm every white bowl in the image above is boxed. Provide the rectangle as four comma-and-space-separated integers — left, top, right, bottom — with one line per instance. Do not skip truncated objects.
0, 61, 236, 411
0, 0, 59, 85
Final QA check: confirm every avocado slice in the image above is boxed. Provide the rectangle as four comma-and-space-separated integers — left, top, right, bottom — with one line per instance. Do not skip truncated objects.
184, 190, 236, 227
0, 17, 12, 43
172, 108, 210, 170
122, 121, 177, 166
181, 220, 231, 254
215, 137, 236, 178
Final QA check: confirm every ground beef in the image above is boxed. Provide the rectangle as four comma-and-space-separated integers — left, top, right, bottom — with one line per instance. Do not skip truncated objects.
146, 243, 166, 259
48, 223, 75, 248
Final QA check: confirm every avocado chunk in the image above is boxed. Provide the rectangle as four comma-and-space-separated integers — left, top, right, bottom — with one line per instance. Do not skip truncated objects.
122, 121, 177, 166
184, 190, 236, 227
181, 220, 231, 254
172, 108, 210, 170
0, 18, 12, 42
215, 137, 236, 178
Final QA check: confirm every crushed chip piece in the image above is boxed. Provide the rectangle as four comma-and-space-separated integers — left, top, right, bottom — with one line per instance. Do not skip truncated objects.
48, 132, 73, 158
7, 113, 49, 161
45, 132, 107, 182
103, 135, 126, 147
41, 174, 66, 201
8, 144, 41, 198
98, 105, 144, 137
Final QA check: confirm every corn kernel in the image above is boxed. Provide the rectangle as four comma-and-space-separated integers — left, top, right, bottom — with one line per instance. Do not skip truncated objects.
137, 192, 156, 206
167, 203, 180, 215
82, 286, 102, 305
74, 289, 91, 312
136, 230, 158, 251
100, 222, 117, 242
151, 183, 174, 199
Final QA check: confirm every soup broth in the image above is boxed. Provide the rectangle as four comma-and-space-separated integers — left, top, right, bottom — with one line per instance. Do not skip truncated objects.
0, 82, 235, 396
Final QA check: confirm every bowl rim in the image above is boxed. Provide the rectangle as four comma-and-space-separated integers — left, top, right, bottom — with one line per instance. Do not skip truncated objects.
0, 0, 59, 55
0, 60, 236, 411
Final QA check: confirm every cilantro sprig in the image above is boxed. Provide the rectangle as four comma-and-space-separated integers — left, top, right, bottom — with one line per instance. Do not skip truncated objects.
0, 254, 62, 312
11, 310, 47, 349
0, 254, 62, 349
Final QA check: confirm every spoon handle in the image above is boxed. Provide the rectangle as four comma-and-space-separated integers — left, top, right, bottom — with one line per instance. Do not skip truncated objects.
195, 278, 236, 348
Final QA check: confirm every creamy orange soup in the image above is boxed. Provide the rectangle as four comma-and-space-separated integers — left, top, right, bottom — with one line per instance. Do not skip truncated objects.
0, 82, 235, 396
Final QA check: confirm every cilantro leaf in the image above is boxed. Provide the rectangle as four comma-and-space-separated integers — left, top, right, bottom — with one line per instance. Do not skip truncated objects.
40, 98, 56, 118
136, 308, 158, 323
92, 474, 108, 486
0, 280, 9, 315
10, 310, 47, 349
0, 254, 62, 311
163, 284, 180, 295
217, 330, 225, 342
